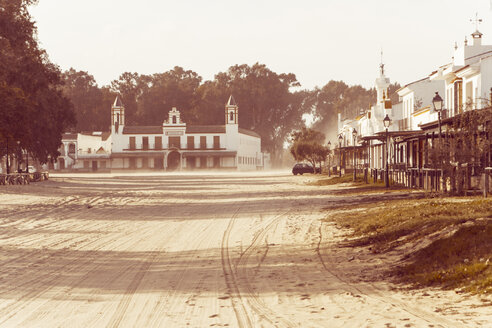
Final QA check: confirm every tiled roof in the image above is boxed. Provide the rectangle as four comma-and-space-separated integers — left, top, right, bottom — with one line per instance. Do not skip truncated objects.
186, 125, 226, 134
239, 128, 260, 138
62, 133, 77, 140
123, 126, 162, 134
101, 131, 111, 141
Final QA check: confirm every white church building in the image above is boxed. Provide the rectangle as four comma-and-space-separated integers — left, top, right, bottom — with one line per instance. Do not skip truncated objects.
56, 96, 266, 172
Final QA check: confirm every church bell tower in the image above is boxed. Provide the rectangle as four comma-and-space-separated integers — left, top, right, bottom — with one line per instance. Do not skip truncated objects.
111, 94, 125, 134
225, 95, 238, 125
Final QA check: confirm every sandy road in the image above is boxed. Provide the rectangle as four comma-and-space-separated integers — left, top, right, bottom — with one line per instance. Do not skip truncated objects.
0, 172, 489, 327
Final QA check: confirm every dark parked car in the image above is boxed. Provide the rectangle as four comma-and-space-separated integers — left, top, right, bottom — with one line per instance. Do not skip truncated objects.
292, 163, 320, 175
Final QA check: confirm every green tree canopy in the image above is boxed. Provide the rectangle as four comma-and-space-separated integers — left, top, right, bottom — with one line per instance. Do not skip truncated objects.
193, 63, 304, 164
302, 81, 401, 142
138, 67, 202, 125
0, 0, 76, 164
290, 127, 329, 171
61, 68, 113, 131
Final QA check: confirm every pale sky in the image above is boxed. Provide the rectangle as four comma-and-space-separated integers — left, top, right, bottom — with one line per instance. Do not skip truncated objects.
30, 0, 492, 90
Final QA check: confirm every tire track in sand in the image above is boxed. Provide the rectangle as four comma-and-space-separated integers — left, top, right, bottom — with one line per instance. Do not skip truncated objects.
106, 248, 161, 328
221, 209, 253, 328
235, 211, 297, 327
315, 222, 463, 328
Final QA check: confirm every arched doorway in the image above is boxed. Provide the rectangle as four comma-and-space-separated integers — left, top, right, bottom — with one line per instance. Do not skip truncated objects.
167, 151, 180, 171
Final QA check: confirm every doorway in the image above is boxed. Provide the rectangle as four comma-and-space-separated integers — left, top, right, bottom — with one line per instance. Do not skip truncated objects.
167, 152, 180, 171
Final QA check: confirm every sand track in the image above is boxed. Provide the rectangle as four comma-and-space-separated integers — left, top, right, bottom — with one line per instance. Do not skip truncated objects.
0, 173, 489, 327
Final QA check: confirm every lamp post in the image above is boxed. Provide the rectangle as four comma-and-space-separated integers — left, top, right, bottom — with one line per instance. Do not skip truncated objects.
338, 134, 343, 177
383, 114, 391, 188
16, 140, 21, 173
5, 137, 9, 174
432, 92, 444, 191
327, 141, 331, 177
352, 129, 357, 182
432, 92, 443, 145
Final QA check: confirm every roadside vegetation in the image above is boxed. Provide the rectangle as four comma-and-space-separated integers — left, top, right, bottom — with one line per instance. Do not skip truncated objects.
310, 174, 409, 194
318, 175, 492, 294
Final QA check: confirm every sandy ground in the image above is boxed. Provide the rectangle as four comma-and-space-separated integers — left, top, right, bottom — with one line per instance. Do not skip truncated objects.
0, 172, 490, 327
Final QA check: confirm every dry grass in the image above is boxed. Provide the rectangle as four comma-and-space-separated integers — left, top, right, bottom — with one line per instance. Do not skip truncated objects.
310, 174, 365, 186
398, 222, 492, 294
326, 197, 492, 294
310, 174, 409, 195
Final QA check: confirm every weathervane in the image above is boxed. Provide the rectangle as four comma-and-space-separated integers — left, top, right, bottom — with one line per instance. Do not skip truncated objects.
470, 12, 482, 31
379, 48, 385, 76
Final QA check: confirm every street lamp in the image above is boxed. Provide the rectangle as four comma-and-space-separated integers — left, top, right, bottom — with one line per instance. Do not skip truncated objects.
5, 137, 9, 174
383, 114, 391, 188
338, 134, 343, 177
432, 92, 443, 144
16, 140, 21, 173
432, 91, 444, 190
352, 129, 357, 182
327, 141, 331, 177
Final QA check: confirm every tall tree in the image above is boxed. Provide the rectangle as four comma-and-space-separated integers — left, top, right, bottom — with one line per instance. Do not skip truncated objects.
61, 68, 113, 131
309, 81, 400, 142
138, 66, 202, 125
290, 127, 329, 171
110, 72, 150, 125
0, 0, 76, 165
194, 63, 304, 165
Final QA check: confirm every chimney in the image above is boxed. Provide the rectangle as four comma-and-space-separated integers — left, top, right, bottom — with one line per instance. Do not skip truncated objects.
472, 30, 483, 46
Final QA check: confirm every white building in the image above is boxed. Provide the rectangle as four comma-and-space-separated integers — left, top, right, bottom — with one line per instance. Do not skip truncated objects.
335, 22, 491, 188
430, 27, 492, 114
57, 96, 265, 172
396, 78, 445, 131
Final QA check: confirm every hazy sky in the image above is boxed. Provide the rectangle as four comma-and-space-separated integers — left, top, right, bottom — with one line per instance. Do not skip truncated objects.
30, 0, 492, 90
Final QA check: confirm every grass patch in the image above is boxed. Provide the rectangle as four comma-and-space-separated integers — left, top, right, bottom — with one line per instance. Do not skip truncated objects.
311, 174, 370, 186
327, 197, 492, 293
397, 223, 492, 294
310, 174, 409, 195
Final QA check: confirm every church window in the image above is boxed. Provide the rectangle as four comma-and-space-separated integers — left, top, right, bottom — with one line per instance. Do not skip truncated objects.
172, 116, 177, 124
230, 111, 234, 121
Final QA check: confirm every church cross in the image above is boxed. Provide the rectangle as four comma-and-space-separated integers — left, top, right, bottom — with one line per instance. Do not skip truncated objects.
379, 48, 385, 76
470, 13, 482, 31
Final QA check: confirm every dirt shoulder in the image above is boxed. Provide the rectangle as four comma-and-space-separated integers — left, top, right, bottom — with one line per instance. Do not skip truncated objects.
315, 175, 492, 325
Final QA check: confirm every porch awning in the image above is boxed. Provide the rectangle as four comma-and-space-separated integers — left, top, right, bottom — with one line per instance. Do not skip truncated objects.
111, 152, 166, 158
181, 151, 237, 157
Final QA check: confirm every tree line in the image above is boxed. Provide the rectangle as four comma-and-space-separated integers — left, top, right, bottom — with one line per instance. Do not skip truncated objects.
1, 1, 400, 167
0, 0, 75, 168
64, 66, 399, 165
